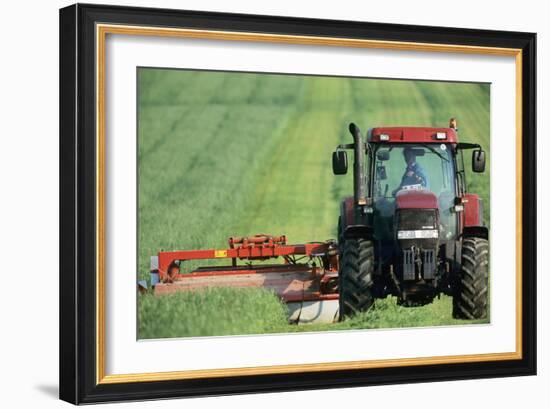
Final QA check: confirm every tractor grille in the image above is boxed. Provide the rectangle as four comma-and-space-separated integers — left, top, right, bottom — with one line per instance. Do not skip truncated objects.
401, 248, 436, 281
403, 249, 415, 280
423, 249, 436, 279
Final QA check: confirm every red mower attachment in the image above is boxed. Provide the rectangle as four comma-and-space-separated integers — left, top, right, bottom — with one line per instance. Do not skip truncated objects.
149, 234, 340, 324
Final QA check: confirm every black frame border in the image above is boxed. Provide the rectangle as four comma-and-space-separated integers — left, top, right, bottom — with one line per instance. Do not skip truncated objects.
59, 3, 536, 404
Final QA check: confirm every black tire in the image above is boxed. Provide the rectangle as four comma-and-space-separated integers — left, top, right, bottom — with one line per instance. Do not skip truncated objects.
453, 237, 489, 319
339, 239, 375, 320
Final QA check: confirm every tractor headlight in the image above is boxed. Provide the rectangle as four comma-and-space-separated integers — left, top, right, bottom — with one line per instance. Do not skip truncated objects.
397, 229, 439, 240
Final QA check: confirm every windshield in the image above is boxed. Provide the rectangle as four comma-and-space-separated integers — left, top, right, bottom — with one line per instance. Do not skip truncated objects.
371, 143, 457, 241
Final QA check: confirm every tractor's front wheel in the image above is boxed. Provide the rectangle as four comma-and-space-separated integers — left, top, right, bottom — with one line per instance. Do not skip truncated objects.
339, 239, 375, 320
453, 237, 489, 319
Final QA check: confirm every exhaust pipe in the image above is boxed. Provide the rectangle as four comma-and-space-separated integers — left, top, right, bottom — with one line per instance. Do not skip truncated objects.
349, 123, 367, 205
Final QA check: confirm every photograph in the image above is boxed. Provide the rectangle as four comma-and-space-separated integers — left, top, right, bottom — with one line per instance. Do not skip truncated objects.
137, 68, 491, 339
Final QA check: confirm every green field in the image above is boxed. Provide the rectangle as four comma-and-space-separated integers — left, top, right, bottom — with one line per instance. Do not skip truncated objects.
137, 68, 490, 339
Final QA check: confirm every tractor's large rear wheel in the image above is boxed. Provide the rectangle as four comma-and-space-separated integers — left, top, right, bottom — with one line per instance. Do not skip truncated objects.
339, 238, 375, 320
453, 237, 489, 319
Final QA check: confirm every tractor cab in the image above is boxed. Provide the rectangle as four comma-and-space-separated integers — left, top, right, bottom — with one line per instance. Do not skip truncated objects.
370, 141, 457, 244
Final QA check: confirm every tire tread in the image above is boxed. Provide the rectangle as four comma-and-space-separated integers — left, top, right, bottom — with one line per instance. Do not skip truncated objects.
453, 237, 489, 319
339, 238, 375, 319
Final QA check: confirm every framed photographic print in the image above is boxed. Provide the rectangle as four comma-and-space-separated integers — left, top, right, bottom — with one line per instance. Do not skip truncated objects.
59, 3, 536, 404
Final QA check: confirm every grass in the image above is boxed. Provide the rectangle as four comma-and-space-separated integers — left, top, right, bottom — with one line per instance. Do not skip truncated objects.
289, 296, 488, 333
137, 68, 490, 338
139, 288, 487, 339
139, 288, 289, 339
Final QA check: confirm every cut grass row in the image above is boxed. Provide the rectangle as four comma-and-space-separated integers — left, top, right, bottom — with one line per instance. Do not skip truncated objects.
137, 69, 490, 338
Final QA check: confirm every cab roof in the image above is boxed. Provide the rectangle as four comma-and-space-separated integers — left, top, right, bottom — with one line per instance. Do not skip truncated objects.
369, 127, 458, 144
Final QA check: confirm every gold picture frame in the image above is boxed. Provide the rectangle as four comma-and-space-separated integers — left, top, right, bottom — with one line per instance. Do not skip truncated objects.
60, 4, 536, 404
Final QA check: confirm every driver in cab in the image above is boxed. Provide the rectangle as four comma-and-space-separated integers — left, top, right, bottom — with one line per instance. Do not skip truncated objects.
392, 147, 428, 196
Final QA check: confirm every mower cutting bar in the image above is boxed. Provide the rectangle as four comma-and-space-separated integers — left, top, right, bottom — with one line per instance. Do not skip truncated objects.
157, 242, 331, 280
153, 264, 338, 302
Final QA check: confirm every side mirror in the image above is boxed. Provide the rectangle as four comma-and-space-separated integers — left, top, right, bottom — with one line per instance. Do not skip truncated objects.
332, 151, 348, 175
472, 149, 486, 173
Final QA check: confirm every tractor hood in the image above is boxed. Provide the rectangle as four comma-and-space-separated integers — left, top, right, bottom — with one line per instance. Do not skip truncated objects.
395, 189, 438, 210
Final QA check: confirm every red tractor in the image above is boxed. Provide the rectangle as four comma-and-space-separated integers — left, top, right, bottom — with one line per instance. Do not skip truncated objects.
332, 120, 489, 320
